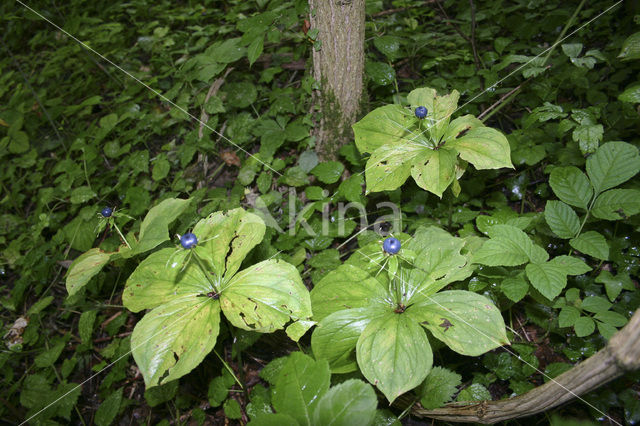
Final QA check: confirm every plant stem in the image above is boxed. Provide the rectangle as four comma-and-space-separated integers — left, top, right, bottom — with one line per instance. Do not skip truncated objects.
192, 251, 218, 291
542, 0, 587, 66
213, 349, 244, 389
112, 222, 131, 249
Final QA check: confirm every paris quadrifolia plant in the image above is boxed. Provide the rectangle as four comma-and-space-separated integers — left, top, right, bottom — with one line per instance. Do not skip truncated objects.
67, 203, 313, 386
352, 87, 513, 197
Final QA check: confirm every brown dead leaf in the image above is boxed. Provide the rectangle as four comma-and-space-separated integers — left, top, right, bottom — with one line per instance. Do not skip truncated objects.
220, 151, 241, 167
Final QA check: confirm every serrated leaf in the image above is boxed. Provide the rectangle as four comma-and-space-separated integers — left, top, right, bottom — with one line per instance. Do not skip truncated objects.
311, 307, 387, 374
131, 296, 221, 387
586, 141, 640, 195
594, 311, 627, 327
525, 262, 567, 300
595, 270, 634, 302
457, 383, 491, 402
447, 127, 513, 170
548, 255, 591, 275
311, 161, 345, 184
581, 296, 611, 314
134, 198, 191, 254
357, 312, 432, 403
66, 248, 113, 296
221, 259, 312, 336
410, 147, 457, 197
70, 186, 97, 204
472, 225, 547, 266
592, 189, 640, 220
95, 388, 123, 426
419, 366, 462, 410
574, 316, 595, 337
271, 352, 330, 426
312, 379, 378, 426
501, 275, 529, 302
409, 290, 509, 355
570, 231, 609, 260
247, 35, 264, 66
544, 200, 580, 239
548, 166, 593, 210
572, 124, 602, 154
558, 306, 580, 328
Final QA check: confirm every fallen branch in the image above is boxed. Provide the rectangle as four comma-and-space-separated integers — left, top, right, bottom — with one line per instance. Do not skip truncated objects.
402, 308, 640, 424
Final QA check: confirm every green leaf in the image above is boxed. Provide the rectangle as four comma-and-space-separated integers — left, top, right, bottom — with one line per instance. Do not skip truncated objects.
572, 124, 602, 154
574, 316, 595, 337
221, 259, 313, 337
352, 104, 416, 154
618, 32, 640, 60
472, 225, 548, 266
131, 296, 221, 386
356, 312, 432, 403
592, 189, 640, 220
456, 383, 491, 402
312, 379, 378, 426
558, 306, 580, 328
618, 83, 640, 103
123, 248, 211, 312
78, 310, 97, 344
419, 366, 462, 410
35, 341, 66, 368
544, 200, 580, 239
271, 352, 330, 426
581, 296, 611, 314
311, 264, 389, 322
374, 35, 404, 62
569, 231, 609, 260
549, 166, 593, 210
447, 127, 513, 170
594, 311, 627, 327
501, 275, 529, 303
407, 88, 459, 141
248, 414, 299, 426
70, 186, 97, 204
66, 248, 113, 296
595, 271, 634, 302
193, 208, 266, 278
311, 307, 387, 374
410, 147, 457, 197
224, 399, 243, 419
525, 262, 567, 300
134, 198, 191, 254
311, 161, 345, 184
95, 388, 123, 426
248, 35, 264, 66
365, 143, 422, 193
365, 61, 396, 86
586, 142, 640, 195
549, 256, 591, 275
408, 290, 509, 356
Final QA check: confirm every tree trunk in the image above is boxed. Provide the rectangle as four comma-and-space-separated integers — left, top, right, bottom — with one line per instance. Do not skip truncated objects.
395, 308, 640, 424
309, 0, 365, 160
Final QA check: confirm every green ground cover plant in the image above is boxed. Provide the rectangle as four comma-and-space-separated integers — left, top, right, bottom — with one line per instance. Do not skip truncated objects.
1, 0, 639, 425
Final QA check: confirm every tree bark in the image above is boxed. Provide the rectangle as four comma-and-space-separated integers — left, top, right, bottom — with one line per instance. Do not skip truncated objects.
396, 308, 640, 424
309, 0, 365, 160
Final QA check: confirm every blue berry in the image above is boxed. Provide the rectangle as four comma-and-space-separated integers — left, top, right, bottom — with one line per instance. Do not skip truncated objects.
101, 207, 113, 218
415, 106, 428, 119
383, 237, 401, 254
180, 232, 198, 249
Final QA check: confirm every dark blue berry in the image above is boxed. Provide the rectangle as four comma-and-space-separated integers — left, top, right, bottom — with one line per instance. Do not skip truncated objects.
383, 237, 401, 254
415, 106, 428, 119
101, 207, 113, 218
180, 232, 198, 249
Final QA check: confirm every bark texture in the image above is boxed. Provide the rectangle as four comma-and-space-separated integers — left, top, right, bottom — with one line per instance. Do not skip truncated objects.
309, 0, 365, 160
396, 308, 640, 424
